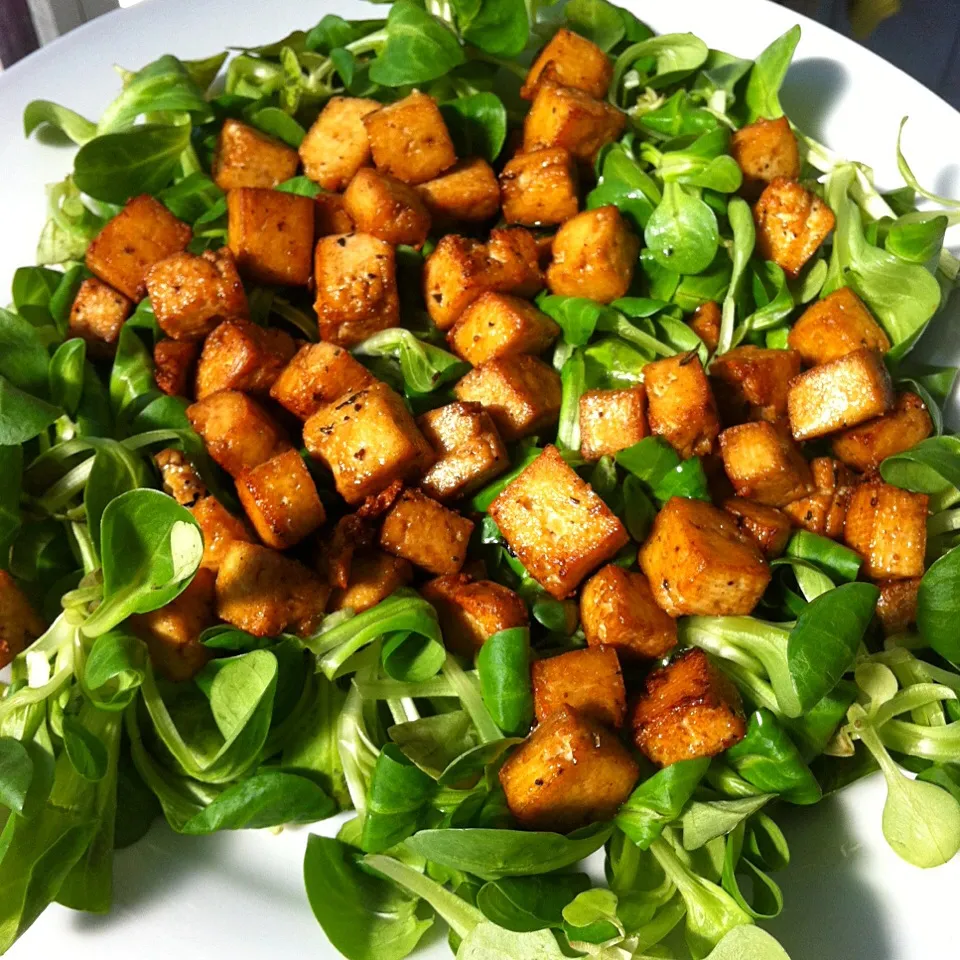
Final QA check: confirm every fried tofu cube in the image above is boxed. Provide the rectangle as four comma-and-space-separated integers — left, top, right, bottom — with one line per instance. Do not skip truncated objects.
709, 346, 802, 424
236, 449, 326, 550
843, 479, 928, 579
787, 347, 894, 441
632, 649, 746, 766
719, 421, 814, 507
0, 571, 45, 670
500, 148, 579, 228
68, 277, 132, 355
417, 401, 509, 502
644, 353, 721, 459
130, 567, 215, 682
415, 158, 500, 227
213, 118, 300, 191
499, 706, 639, 832
313, 232, 400, 347
227, 187, 314, 286
490, 446, 629, 599
578, 386, 648, 461
269, 341, 374, 420
831, 392, 933, 472
190, 495, 256, 572
421, 573, 528, 657
343, 169, 432, 247
329, 549, 413, 613
85, 195, 191, 301
448, 292, 560, 367
523, 82, 626, 164
722, 498, 792, 557
532, 647, 626, 728
521, 27, 613, 101
379, 488, 474, 575
639, 497, 771, 616
216, 541, 329, 637
154, 340, 199, 398
754, 177, 836, 278
187, 390, 290, 477
363, 92, 456, 185
876, 577, 921, 635
690, 300, 721, 352
315, 192, 355, 237
300, 97, 381, 191
788, 287, 890, 366
154, 448, 207, 507
782, 457, 857, 539
487, 227, 544, 298
546, 206, 638, 303
730, 117, 800, 199
194, 320, 296, 400
580, 565, 677, 660
454, 354, 562, 441
304, 382, 434, 505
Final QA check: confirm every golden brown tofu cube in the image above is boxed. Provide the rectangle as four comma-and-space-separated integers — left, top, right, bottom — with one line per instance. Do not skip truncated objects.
489, 445, 629, 599
68, 277, 131, 355
130, 567, 215, 682
580, 565, 676, 660
639, 497, 771, 616
145, 248, 248, 342
787, 347, 894, 441
719, 421, 814, 507
876, 577, 920, 635
304, 382, 434, 505
300, 97, 381, 191
722, 498, 792, 558
754, 177, 836, 278
314, 232, 399, 347
448, 292, 559, 367
227, 187, 314, 286
843, 479, 928, 579
417, 401, 509, 502
85, 195, 191, 302
421, 573, 528, 658
632, 649, 746, 767
343, 169, 432, 247
730, 117, 800, 199
499, 706, 639, 832
0, 571, 45, 670
487, 227, 544, 298
788, 287, 891, 366
709, 346, 802, 424
154, 448, 207, 507
269, 341, 374, 420
532, 647, 626, 728
216, 541, 329, 638
782, 457, 857, 539
415, 158, 500, 227
690, 300, 721, 352
236, 449, 326, 550
831, 392, 933, 473
578, 386, 648, 461
190, 495, 256, 573
154, 340, 199, 398
187, 390, 290, 478
329, 549, 413, 613
644, 353, 721, 459
379, 488, 474, 575
521, 27, 613, 100
363, 92, 456, 185
546, 206, 638, 303
500, 148, 579, 228
314, 192, 355, 237
213, 118, 300, 191
454, 354, 562, 442
194, 320, 297, 400
523, 82, 626, 165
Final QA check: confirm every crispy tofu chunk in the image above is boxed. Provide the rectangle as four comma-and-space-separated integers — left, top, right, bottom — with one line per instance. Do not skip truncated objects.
68, 277, 131, 355
329, 549, 413, 613
0, 571, 45, 670
379, 488, 474, 575
876, 577, 920, 635
754, 177, 836, 278
363, 92, 456, 185
690, 300, 721, 352
787, 347, 894, 441
719, 421, 814, 507
487, 228, 544, 298
730, 117, 800, 199
187, 390, 290, 478
532, 647, 626, 728
214, 118, 300, 191
500, 148, 579, 228
579, 386, 648, 461
788, 287, 890, 366
421, 573, 528, 657
190, 495, 256, 572
454, 354, 562, 442
722, 498, 792, 557
546, 206, 638, 303
315, 192, 355, 237
417, 401, 509, 502
343, 169, 432, 247
299, 97, 381, 190
580, 565, 677, 660
499, 706, 639, 832
709, 346, 802, 424
521, 27, 613, 100
194, 319, 297, 399
154, 448, 206, 507
154, 340, 199, 398
490, 446, 629, 599
227, 187, 314, 286
448, 292, 559, 367
415, 158, 500, 227
639, 497, 771, 616
269, 341, 374, 420
832, 392, 932, 472
644, 353, 720, 459
304, 382, 434, 505
130, 568, 215, 682
86, 195, 191, 301
632, 649, 746, 766
782, 457, 857, 539
843, 479, 928, 579
216, 541, 329, 638
313, 232, 399, 346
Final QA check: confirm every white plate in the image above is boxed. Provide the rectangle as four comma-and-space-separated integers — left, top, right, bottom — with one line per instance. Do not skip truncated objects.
0, 1, 957, 957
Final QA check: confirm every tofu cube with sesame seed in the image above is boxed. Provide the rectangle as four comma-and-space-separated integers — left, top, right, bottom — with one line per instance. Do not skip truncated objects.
831, 392, 933, 472
782, 457, 857, 539
709, 346, 801, 425
194, 319, 297, 399
343, 168, 432, 247
329, 549, 413, 613
448, 292, 560, 367
787, 287, 890, 366
532, 646, 626, 728
722, 498, 792, 558
213, 118, 300, 191
379, 488, 474, 575
415, 157, 501, 228
299, 96, 381, 191
190, 495, 257, 573
523, 82, 625, 165
720, 421, 814, 507
754, 177, 836, 278
730, 117, 800, 199
269, 341, 374, 421
644, 353, 720, 459
500, 147, 580, 228
876, 577, 920, 635
68, 277, 132, 356
521, 27, 613, 101
578, 385, 648, 461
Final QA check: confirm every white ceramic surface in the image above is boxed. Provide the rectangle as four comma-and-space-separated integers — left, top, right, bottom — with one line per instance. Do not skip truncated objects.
0, 1, 957, 957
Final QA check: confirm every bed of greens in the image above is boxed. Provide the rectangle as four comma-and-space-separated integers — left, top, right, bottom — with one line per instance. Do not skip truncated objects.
2, 1, 960, 959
